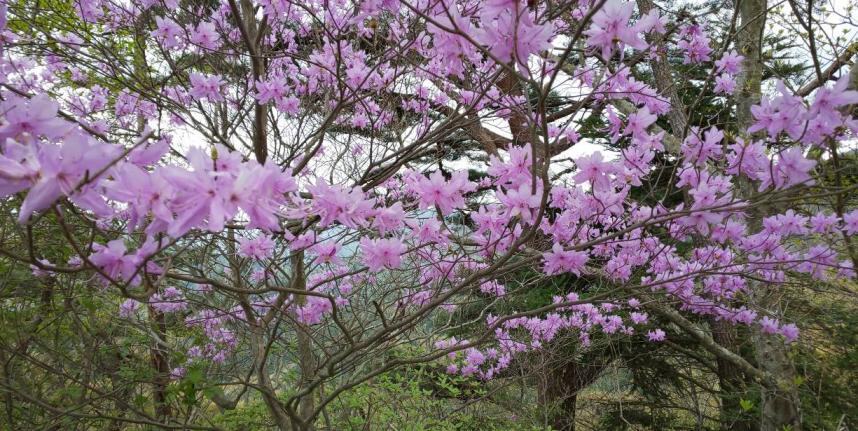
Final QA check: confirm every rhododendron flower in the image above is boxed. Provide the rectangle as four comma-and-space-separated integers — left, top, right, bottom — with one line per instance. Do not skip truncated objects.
714, 74, 737, 95
190, 22, 220, 50
372, 202, 405, 234
624, 107, 656, 140
237, 235, 276, 260
0, 0, 853, 413
296, 296, 333, 325
4, 132, 120, 223
749, 81, 806, 139
360, 237, 406, 272
759, 316, 780, 335
677, 27, 712, 64
808, 74, 858, 117
151, 287, 188, 313
759, 147, 816, 190
480, 280, 506, 296
779, 323, 799, 343
89, 239, 139, 284
30, 258, 52, 277
152, 17, 184, 49
119, 299, 140, 318
408, 170, 475, 215
105, 164, 175, 232
170, 367, 186, 380
715, 50, 744, 74
584, 0, 647, 58
647, 329, 666, 342
543, 243, 588, 276
289, 232, 315, 251
310, 241, 342, 266
809, 212, 838, 234
488, 144, 533, 186
189, 73, 225, 101
0, 94, 70, 140
843, 210, 858, 235
407, 218, 447, 244
497, 183, 542, 223
573, 152, 614, 192
256, 75, 289, 104
630, 312, 648, 324
476, 9, 554, 67
308, 179, 374, 228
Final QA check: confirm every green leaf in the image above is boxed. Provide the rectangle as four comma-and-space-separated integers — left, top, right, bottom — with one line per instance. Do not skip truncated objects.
186, 366, 205, 385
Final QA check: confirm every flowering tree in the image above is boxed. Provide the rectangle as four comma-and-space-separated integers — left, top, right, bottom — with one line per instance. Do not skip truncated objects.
0, 0, 857, 429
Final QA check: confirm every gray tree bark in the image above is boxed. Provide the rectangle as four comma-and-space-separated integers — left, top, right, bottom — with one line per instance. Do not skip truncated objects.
735, 0, 803, 428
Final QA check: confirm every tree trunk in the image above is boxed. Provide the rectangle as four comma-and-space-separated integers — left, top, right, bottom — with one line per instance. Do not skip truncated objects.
539, 358, 611, 431
293, 251, 317, 431
752, 316, 802, 431
735, 0, 803, 429
711, 319, 755, 431
148, 306, 172, 421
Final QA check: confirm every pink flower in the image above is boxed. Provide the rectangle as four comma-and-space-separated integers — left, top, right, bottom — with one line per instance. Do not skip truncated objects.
714, 74, 737, 95
726, 139, 768, 180
310, 241, 342, 266
810, 212, 838, 234
809, 74, 858, 117
715, 50, 744, 75
295, 296, 333, 325
677, 27, 712, 64
488, 143, 533, 186
624, 107, 656, 140
75, 0, 104, 22
465, 348, 485, 367
170, 367, 186, 380
573, 152, 615, 192
760, 147, 816, 190
748, 81, 806, 139
119, 299, 140, 318
360, 237, 406, 272
308, 179, 374, 228
476, 9, 553, 67
543, 243, 588, 276
647, 329, 666, 342
237, 235, 275, 260
277, 96, 300, 115
30, 258, 52, 277
190, 22, 220, 50
480, 280, 506, 296
584, 0, 647, 58
256, 75, 289, 105
407, 218, 447, 244
407, 170, 475, 215
150, 287, 188, 313
105, 164, 175, 232
630, 312, 648, 324
779, 323, 799, 343
152, 17, 184, 49
843, 210, 858, 235
372, 202, 405, 234
0, 94, 70, 140
759, 316, 779, 334
90, 239, 140, 284
497, 183, 542, 223
189, 73, 224, 101
289, 232, 315, 251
